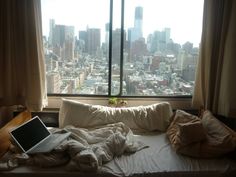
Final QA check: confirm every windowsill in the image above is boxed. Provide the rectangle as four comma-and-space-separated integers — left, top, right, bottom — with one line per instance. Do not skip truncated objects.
46, 96, 193, 110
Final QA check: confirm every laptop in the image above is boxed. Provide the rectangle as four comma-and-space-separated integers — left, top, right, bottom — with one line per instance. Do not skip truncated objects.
10, 116, 71, 154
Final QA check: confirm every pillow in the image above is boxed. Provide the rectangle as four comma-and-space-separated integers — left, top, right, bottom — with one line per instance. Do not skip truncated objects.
0, 110, 32, 157
177, 121, 206, 145
166, 110, 205, 152
59, 99, 173, 132
167, 110, 236, 158
198, 110, 236, 157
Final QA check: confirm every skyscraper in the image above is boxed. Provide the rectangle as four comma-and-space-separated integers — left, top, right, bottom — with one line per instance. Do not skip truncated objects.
79, 31, 87, 43
134, 6, 143, 39
112, 29, 126, 65
48, 19, 55, 47
147, 28, 171, 53
87, 28, 101, 56
52, 24, 75, 61
46, 72, 61, 93
129, 7, 143, 42
128, 6, 143, 43
105, 23, 109, 45
127, 6, 145, 61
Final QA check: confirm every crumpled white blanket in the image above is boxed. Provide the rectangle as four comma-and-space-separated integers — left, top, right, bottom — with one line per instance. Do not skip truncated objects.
0, 122, 147, 172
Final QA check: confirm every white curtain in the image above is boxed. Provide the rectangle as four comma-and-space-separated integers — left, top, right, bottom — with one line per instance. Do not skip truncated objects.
0, 0, 47, 112
192, 0, 236, 118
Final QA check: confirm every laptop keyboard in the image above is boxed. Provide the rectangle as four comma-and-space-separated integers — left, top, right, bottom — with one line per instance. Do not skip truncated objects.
29, 133, 70, 153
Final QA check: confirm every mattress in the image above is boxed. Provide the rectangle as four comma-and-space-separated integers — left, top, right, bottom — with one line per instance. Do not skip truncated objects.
1, 132, 236, 177
102, 132, 236, 177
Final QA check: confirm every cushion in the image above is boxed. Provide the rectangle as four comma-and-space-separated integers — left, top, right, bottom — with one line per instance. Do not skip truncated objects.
177, 121, 206, 145
59, 99, 173, 132
199, 110, 236, 157
167, 110, 205, 152
167, 110, 236, 158
0, 110, 32, 157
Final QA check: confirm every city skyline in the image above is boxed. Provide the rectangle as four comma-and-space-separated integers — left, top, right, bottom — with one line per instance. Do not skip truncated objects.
43, 1, 201, 96
41, 0, 204, 47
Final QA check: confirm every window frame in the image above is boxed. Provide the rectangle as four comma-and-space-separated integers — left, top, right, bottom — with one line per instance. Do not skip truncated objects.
44, 0, 199, 100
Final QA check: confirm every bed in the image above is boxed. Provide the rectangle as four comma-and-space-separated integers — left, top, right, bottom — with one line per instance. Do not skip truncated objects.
1, 99, 236, 177
1, 132, 236, 177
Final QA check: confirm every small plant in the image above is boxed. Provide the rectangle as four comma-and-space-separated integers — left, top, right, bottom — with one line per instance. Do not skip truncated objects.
108, 97, 118, 106
108, 97, 128, 107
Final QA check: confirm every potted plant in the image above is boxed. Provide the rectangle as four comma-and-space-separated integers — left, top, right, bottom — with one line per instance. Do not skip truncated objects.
108, 97, 127, 107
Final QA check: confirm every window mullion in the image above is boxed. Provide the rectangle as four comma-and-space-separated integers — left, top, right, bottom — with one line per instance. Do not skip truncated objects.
119, 0, 125, 96
108, 0, 113, 96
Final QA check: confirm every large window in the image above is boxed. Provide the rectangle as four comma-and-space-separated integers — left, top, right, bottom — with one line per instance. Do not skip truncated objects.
41, 0, 204, 97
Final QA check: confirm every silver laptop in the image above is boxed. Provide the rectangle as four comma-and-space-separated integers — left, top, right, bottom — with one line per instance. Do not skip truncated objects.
10, 116, 70, 154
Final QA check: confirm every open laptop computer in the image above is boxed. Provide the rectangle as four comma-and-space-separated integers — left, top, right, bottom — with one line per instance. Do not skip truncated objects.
10, 116, 71, 154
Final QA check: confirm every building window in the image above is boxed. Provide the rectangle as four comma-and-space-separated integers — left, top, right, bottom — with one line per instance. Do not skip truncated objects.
41, 0, 204, 97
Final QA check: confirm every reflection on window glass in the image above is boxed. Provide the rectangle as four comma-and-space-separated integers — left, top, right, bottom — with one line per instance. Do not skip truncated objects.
41, 0, 203, 96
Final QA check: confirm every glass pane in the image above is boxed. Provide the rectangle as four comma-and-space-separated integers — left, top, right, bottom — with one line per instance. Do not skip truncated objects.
41, 0, 110, 95
123, 0, 204, 96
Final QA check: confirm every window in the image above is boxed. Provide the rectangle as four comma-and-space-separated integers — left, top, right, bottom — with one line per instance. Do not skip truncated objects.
41, 0, 204, 97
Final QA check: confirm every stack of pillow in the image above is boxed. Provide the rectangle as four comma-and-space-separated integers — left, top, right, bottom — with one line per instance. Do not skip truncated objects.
167, 110, 236, 158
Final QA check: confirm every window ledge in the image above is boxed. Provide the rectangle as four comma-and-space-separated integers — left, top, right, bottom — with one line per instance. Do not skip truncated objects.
46, 96, 193, 110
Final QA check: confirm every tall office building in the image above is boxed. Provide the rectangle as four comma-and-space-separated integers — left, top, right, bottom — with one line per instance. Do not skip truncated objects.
164, 28, 171, 44
105, 23, 109, 45
48, 19, 55, 47
79, 31, 87, 42
128, 6, 143, 43
46, 72, 61, 93
104, 23, 110, 60
127, 6, 144, 62
78, 30, 87, 53
64, 26, 75, 61
52, 24, 75, 61
148, 28, 171, 53
130, 38, 147, 61
134, 6, 143, 39
112, 29, 126, 65
87, 28, 101, 56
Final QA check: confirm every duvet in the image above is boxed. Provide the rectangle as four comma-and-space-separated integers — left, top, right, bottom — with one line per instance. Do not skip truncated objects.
0, 122, 147, 172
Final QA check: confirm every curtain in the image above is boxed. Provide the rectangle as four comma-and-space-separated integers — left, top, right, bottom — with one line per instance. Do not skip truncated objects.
0, 0, 47, 111
193, 0, 236, 117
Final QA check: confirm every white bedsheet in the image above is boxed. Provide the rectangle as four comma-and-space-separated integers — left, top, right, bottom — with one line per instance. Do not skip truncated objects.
101, 132, 236, 177
1, 132, 236, 177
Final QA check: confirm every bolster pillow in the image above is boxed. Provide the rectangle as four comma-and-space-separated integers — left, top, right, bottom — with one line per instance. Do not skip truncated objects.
59, 99, 173, 132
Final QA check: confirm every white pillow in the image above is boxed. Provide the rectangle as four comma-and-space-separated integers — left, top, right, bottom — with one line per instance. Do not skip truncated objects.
59, 99, 173, 132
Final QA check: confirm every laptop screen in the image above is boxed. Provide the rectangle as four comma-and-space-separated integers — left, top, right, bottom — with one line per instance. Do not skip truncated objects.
10, 116, 50, 152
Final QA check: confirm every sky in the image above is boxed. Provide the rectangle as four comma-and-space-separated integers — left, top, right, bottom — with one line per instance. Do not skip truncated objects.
41, 0, 204, 47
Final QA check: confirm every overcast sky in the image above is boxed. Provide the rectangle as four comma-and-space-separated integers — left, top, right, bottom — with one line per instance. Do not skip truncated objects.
41, 0, 204, 47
